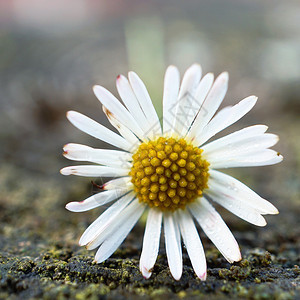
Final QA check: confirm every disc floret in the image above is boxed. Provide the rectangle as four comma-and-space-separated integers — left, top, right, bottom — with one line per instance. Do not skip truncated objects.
130, 137, 210, 211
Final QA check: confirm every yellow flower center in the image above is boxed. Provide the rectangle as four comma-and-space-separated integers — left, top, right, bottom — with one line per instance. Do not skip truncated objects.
130, 137, 210, 211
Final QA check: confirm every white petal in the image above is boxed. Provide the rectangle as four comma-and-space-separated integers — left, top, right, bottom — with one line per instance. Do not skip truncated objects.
204, 133, 279, 161
194, 73, 214, 104
202, 125, 269, 154
184, 72, 214, 137
128, 71, 162, 137
196, 96, 258, 146
86, 199, 145, 251
164, 213, 182, 280
102, 106, 142, 147
79, 192, 134, 246
93, 85, 145, 139
63, 143, 132, 168
67, 111, 131, 151
189, 198, 241, 263
163, 65, 180, 135
94, 200, 145, 263
209, 149, 283, 168
116, 74, 151, 135
194, 106, 232, 144
65, 189, 127, 212
173, 64, 202, 135
139, 209, 163, 279
206, 189, 267, 226
184, 73, 214, 139
177, 210, 207, 281
208, 170, 278, 215
60, 165, 129, 177
102, 177, 132, 190
188, 72, 229, 139
87, 198, 143, 251
178, 64, 202, 100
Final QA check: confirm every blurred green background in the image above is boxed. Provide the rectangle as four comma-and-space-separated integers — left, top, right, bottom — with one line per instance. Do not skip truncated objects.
0, 0, 299, 299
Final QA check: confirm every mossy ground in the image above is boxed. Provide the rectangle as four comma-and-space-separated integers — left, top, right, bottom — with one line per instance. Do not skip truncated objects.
0, 236, 299, 300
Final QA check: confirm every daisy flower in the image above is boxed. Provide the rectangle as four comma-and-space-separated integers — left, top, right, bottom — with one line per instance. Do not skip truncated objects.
60, 64, 282, 281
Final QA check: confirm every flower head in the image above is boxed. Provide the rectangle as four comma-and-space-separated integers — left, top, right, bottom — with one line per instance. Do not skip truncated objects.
61, 64, 282, 280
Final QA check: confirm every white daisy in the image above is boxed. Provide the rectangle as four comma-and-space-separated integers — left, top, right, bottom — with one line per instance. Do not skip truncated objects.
60, 64, 282, 281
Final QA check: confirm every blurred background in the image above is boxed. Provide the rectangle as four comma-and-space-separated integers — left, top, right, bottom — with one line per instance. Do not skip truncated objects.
0, 0, 299, 298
